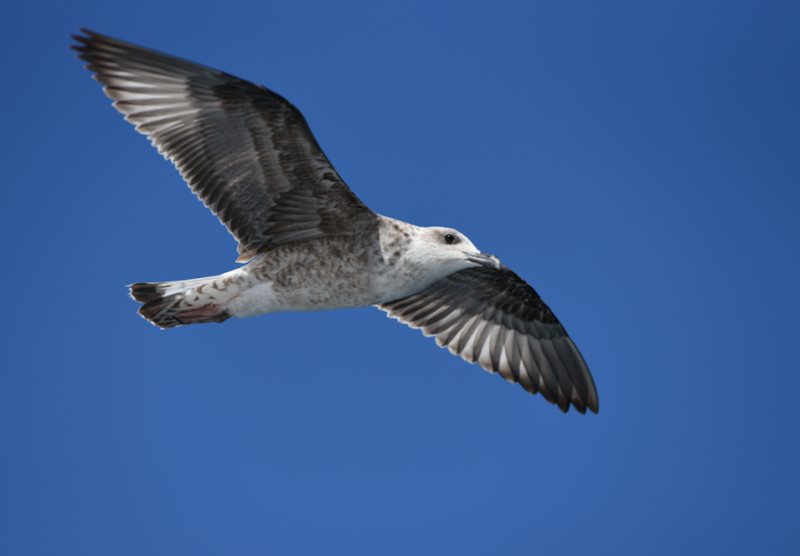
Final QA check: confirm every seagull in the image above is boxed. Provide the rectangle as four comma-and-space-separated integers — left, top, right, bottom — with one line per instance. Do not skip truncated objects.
72, 29, 598, 414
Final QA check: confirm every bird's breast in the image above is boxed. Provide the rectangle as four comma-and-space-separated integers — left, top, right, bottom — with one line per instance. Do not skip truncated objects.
226, 232, 433, 316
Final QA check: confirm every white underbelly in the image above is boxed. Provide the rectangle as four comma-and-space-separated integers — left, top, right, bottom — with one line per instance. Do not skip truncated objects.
225, 278, 386, 318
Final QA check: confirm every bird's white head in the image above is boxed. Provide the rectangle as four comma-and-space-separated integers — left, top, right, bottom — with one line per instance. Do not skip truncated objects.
414, 226, 502, 279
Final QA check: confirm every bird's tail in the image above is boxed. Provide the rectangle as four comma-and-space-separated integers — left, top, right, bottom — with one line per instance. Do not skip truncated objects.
129, 274, 237, 329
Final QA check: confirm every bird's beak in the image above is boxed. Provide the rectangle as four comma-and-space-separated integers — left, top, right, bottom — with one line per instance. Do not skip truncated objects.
467, 252, 501, 270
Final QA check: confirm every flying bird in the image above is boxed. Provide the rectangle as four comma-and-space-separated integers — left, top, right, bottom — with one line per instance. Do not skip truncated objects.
72, 29, 598, 414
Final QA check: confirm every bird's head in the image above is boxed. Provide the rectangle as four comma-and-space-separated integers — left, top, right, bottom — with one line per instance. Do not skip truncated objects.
416, 226, 501, 276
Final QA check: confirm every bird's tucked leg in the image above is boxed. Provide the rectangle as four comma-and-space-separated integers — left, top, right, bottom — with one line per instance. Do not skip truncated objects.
174, 305, 231, 325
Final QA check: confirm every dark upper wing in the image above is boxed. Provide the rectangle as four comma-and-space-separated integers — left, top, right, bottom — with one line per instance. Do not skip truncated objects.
72, 29, 378, 262
378, 266, 598, 413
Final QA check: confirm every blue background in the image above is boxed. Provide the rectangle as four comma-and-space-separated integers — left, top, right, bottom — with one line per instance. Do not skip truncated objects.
2, 1, 799, 554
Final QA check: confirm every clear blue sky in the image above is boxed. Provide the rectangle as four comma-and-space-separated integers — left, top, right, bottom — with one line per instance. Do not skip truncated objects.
2, 1, 799, 554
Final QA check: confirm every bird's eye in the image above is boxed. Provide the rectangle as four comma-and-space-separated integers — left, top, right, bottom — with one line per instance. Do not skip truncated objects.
444, 233, 456, 244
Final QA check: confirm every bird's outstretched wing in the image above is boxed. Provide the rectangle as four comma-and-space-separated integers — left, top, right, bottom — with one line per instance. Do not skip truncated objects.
378, 266, 598, 413
72, 29, 378, 262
